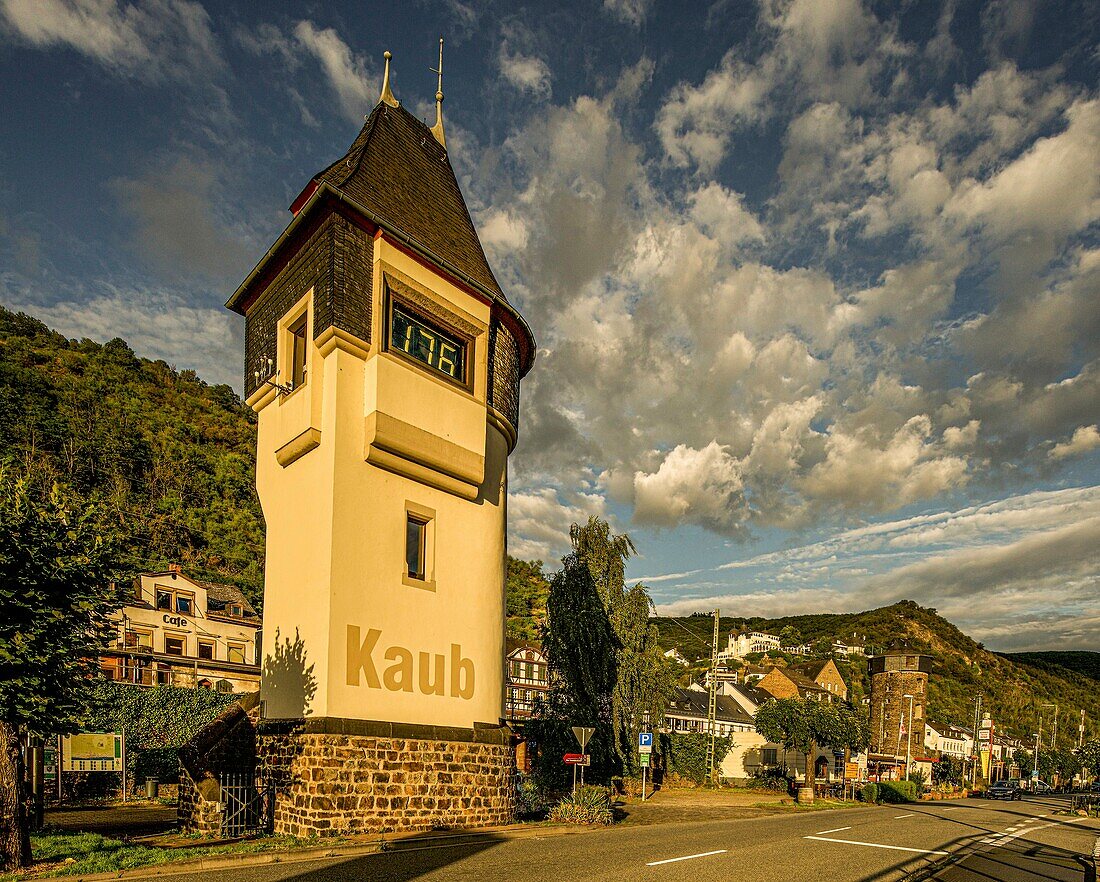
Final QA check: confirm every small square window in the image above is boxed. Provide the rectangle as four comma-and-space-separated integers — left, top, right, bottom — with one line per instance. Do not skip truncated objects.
176, 594, 193, 614
289, 313, 308, 390
198, 641, 214, 660
227, 643, 245, 664
156, 590, 172, 611
164, 636, 185, 656
406, 515, 427, 580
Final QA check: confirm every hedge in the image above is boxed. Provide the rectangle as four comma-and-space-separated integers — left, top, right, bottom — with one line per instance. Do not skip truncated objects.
660, 732, 734, 784
876, 780, 918, 803
83, 682, 240, 786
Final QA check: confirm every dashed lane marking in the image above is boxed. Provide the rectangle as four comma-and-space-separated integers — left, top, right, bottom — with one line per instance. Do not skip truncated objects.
979, 822, 1057, 848
814, 826, 852, 835
646, 850, 727, 867
804, 835, 949, 856
894, 813, 915, 819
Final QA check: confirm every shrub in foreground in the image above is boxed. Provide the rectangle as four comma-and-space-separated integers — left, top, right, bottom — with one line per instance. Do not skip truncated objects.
548, 786, 614, 825
877, 780, 917, 803
859, 783, 878, 803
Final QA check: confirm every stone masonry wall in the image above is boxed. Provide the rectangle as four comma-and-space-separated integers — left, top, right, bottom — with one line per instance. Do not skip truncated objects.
869, 670, 929, 760
257, 731, 516, 838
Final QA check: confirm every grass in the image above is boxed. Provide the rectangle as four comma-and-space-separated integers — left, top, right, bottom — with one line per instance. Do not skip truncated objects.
2, 831, 321, 881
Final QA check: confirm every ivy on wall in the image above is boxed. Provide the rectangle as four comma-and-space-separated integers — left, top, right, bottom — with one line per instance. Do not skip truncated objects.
660, 732, 734, 784
83, 683, 239, 784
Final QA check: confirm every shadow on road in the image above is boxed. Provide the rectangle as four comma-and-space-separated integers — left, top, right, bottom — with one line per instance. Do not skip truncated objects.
268, 833, 507, 882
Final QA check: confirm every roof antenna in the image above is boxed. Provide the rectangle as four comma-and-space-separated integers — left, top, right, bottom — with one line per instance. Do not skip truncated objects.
429, 37, 446, 148
379, 50, 399, 108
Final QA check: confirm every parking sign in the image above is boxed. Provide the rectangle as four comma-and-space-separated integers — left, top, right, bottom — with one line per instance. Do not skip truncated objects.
638, 732, 653, 754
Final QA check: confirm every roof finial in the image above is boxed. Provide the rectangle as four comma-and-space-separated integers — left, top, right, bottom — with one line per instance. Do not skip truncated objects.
379, 50, 399, 108
429, 37, 446, 148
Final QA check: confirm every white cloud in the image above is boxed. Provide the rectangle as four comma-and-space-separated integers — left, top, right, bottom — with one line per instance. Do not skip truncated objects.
633, 442, 747, 534
603, 0, 652, 27
508, 487, 607, 562
499, 47, 551, 98
0, 0, 223, 80
292, 21, 375, 123
1051, 425, 1100, 460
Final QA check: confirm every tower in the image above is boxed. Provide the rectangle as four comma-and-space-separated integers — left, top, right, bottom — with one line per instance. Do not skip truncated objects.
868, 650, 932, 776
226, 49, 535, 836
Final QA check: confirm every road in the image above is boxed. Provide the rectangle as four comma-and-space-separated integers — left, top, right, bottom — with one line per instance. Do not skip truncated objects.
165, 795, 1099, 882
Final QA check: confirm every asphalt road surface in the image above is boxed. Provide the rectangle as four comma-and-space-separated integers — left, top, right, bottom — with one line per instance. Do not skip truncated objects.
165, 795, 1099, 882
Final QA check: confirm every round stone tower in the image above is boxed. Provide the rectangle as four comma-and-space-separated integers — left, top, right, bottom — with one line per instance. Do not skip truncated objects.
868, 650, 933, 775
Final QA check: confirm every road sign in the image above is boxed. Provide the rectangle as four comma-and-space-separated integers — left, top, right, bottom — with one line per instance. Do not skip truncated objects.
638, 732, 653, 754
572, 727, 594, 751
844, 761, 859, 780
640, 752, 650, 768
564, 753, 591, 766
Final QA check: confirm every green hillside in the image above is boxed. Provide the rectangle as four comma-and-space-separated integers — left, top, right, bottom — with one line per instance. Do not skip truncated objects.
655, 601, 1100, 745
1003, 651, 1100, 682
0, 306, 265, 606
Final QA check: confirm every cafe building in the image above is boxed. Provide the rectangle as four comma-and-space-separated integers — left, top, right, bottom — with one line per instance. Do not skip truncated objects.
99, 567, 261, 693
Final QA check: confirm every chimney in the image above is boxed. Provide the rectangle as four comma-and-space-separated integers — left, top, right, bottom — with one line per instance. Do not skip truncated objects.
168, 563, 182, 574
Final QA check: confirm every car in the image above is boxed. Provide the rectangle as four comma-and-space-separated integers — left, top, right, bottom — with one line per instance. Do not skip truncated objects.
1032, 779, 1053, 793
1089, 781, 1100, 794
987, 781, 1022, 800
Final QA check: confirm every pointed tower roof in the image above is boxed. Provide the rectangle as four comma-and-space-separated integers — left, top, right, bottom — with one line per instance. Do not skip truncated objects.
306, 102, 503, 299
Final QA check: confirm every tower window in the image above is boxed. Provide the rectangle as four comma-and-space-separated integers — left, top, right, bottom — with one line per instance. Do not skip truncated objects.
289, 312, 308, 389
406, 515, 427, 580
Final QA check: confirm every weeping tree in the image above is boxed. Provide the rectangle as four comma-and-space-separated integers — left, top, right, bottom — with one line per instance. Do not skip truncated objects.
754, 698, 869, 803
1074, 740, 1100, 779
532, 517, 675, 786
0, 473, 119, 870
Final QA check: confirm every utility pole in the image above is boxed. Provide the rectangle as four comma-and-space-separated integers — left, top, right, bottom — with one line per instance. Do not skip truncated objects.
705, 608, 720, 785
969, 693, 982, 787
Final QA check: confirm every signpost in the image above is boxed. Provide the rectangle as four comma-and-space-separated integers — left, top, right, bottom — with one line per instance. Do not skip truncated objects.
570, 727, 595, 794
639, 731, 653, 801
563, 753, 591, 766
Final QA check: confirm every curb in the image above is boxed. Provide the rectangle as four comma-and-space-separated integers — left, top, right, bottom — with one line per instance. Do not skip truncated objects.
48, 823, 594, 882
1093, 834, 1099, 877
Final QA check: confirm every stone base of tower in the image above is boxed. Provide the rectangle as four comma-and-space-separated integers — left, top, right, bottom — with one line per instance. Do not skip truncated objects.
257, 719, 516, 837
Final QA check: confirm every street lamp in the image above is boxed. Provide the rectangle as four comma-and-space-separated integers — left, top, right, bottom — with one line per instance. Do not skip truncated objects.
903, 694, 915, 780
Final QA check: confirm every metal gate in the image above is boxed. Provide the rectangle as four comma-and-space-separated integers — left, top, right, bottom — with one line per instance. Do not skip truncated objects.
219, 772, 273, 837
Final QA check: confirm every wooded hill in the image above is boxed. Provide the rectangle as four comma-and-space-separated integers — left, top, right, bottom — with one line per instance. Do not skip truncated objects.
0, 305, 549, 624
655, 601, 1100, 744
0, 306, 265, 607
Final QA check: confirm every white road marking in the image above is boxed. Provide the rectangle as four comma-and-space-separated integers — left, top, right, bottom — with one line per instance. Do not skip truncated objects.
980, 822, 1056, 848
894, 813, 915, 819
646, 850, 727, 867
814, 826, 852, 835
804, 836, 949, 856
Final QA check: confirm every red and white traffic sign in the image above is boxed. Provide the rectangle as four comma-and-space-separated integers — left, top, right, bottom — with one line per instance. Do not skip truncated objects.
563, 753, 591, 766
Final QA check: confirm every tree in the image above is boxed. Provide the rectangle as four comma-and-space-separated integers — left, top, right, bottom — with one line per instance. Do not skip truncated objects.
1074, 739, 1100, 778
505, 556, 550, 641
932, 755, 964, 786
754, 698, 869, 803
0, 473, 119, 870
535, 517, 675, 784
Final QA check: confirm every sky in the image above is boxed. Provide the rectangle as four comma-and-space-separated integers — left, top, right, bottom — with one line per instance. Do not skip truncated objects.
1, 0, 1098, 652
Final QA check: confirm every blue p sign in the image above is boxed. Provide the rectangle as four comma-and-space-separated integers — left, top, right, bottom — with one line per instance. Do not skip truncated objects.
639, 732, 653, 752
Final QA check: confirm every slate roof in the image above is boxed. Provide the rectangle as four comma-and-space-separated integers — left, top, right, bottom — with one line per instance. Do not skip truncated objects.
789, 659, 833, 681
312, 102, 505, 301
666, 687, 755, 726
198, 580, 259, 622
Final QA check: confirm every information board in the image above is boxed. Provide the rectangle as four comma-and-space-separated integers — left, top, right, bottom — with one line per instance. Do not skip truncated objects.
62, 733, 122, 772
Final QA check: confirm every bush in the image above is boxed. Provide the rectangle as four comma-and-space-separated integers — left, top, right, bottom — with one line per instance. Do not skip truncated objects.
548, 786, 614, 825
515, 773, 549, 819
750, 764, 793, 793
860, 783, 878, 803
877, 780, 917, 803
907, 768, 928, 791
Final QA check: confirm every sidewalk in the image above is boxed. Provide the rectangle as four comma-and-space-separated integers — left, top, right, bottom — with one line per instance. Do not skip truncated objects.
45, 805, 177, 838
614, 786, 850, 826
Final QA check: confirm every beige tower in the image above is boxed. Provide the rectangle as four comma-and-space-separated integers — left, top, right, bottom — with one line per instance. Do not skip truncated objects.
226, 52, 534, 836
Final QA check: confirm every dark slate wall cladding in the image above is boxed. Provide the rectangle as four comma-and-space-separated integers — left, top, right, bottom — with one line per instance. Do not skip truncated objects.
244, 212, 376, 397
488, 319, 521, 433
331, 215, 373, 344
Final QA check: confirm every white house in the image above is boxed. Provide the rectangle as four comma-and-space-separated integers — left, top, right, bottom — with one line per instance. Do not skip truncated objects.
718, 630, 782, 660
